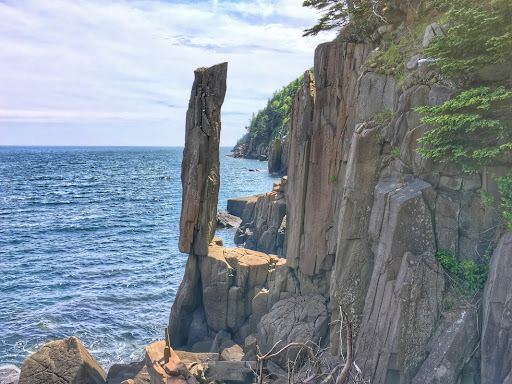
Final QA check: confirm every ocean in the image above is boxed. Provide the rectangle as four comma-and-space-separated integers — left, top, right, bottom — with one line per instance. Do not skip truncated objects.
0, 146, 278, 369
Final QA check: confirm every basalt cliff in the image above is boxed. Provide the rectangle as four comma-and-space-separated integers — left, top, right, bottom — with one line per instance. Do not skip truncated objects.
169, 9, 512, 384
15, 4, 512, 384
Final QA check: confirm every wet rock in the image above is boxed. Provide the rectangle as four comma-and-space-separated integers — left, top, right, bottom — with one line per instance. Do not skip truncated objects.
0, 365, 20, 384
18, 336, 107, 384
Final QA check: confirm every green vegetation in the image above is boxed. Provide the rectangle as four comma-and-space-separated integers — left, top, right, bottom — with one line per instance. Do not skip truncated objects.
496, 175, 512, 231
424, 0, 512, 77
368, 37, 415, 79
436, 249, 490, 296
329, 175, 337, 183
235, 73, 308, 151
302, 0, 396, 37
392, 147, 401, 157
415, 87, 512, 173
373, 109, 395, 124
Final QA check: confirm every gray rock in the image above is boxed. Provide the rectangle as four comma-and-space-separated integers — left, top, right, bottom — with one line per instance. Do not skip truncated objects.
19, 337, 107, 384
412, 310, 479, 384
268, 138, 283, 174
481, 233, 512, 384
188, 306, 209, 346
106, 361, 150, 384
435, 194, 460, 255
428, 84, 455, 106
406, 54, 420, 70
203, 361, 256, 384
257, 295, 328, 368
210, 330, 232, 354
216, 210, 242, 228
357, 178, 443, 384
0, 365, 20, 384
462, 174, 481, 191
220, 341, 244, 362
418, 58, 438, 79
439, 175, 462, 190
422, 22, 444, 47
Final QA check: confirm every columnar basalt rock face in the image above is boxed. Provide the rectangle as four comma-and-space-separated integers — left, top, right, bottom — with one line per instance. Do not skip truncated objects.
481, 232, 512, 384
170, 24, 511, 383
234, 178, 287, 256
179, 62, 227, 256
356, 178, 444, 384
412, 310, 479, 384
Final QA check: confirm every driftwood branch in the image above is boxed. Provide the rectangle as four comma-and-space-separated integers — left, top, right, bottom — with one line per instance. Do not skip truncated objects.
257, 341, 319, 384
321, 309, 353, 384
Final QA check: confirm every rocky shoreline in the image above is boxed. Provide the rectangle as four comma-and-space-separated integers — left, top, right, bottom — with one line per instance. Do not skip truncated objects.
8, 3, 512, 382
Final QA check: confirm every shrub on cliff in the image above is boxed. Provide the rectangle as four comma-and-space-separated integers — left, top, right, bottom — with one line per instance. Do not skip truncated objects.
302, 0, 401, 37
424, 0, 512, 76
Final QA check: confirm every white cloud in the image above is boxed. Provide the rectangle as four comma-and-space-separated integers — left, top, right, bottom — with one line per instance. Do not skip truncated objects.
0, 0, 334, 146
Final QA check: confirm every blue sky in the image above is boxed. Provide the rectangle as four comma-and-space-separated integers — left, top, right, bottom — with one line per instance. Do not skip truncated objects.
0, 0, 333, 146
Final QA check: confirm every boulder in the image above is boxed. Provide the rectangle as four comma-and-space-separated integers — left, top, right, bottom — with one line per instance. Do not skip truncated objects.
18, 336, 107, 384
481, 232, 512, 384
203, 361, 256, 384
257, 295, 328, 368
107, 361, 150, 384
216, 210, 242, 228
179, 62, 227, 256
0, 364, 20, 384
219, 341, 244, 362
422, 22, 444, 47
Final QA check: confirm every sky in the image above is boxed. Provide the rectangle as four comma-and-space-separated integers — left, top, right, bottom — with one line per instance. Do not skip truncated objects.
0, 0, 334, 146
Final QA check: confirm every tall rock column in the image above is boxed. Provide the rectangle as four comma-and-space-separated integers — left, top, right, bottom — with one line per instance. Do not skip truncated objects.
169, 62, 228, 347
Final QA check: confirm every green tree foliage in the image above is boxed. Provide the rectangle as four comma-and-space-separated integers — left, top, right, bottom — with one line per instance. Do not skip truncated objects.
236, 73, 307, 150
302, 0, 392, 36
415, 87, 512, 172
424, 0, 512, 76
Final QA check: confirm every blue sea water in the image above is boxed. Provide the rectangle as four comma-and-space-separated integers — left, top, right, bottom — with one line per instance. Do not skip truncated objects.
0, 146, 278, 369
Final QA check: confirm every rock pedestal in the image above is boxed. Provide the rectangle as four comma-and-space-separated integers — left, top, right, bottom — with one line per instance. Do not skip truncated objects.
170, 62, 228, 347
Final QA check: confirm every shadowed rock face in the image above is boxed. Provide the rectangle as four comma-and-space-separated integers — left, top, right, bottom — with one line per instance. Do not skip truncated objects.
179, 62, 228, 256
481, 232, 512, 384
